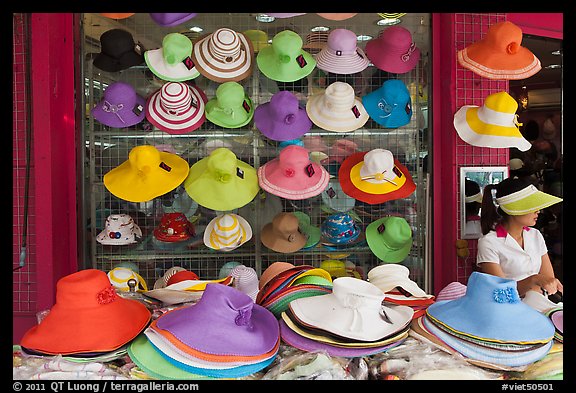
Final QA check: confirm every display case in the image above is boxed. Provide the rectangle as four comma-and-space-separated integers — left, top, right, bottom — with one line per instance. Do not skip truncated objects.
79, 13, 432, 292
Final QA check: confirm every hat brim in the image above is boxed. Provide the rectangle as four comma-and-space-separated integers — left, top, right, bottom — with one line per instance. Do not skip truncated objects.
91, 94, 146, 128
499, 189, 563, 215
257, 160, 330, 200
454, 106, 532, 151
362, 88, 412, 129
205, 95, 254, 128
316, 47, 370, 75
306, 92, 369, 132
149, 13, 197, 27
257, 47, 316, 82
203, 214, 253, 251
104, 151, 190, 203
144, 48, 200, 82
260, 222, 307, 253
338, 152, 416, 205
96, 224, 142, 245
254, 104, 312, 141
458, 46, 541, 80
316, 13, 358, 21
365, 219, 413, 263
146, 84, 207, 135
365, 40, 420, 74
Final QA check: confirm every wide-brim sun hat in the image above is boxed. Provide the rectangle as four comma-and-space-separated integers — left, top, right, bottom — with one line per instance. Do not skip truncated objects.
367, 264, 431, 299
144, 33, 200, 82
254, 90, 313, 141
338, 149, 416, 205
203, 213, 253, 251
104, 145, 190, 203
426, 272, 555, 344
91, 81, 146, 128
453, 91, 532, 151
146, 81, 207, 134
362, 79, 413, 129
365, 26, 420, 74
184, 147, 260, 211
260, 212, 307, 253
191, 27, 254, 83
149, 13, 197, 27
205, 81, 254, 129
495, 183, 563, 215
288, 277, 414, 342
243, 29, 270, 53
315, 28, 370, 75
457, 21, 541, 80
93, 29, 145, 73
20, 269, 150, 355
306, 81, 369, 132
365, 216, 413, 263
257, 30, 316, 83
258, 144, 329, 200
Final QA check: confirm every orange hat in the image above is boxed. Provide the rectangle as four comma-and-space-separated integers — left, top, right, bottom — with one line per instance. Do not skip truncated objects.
20, 269, 151, 355
100, 13, 135, 19
457, 21, 541, 80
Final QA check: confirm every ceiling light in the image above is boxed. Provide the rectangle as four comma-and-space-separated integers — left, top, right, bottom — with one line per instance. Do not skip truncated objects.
551, 50, 562, 56
189, 26, 203, 33
545, 64, 562, 69
311, 26, 330, 32
357, 34, 373, 42
377, 18, 401, 26
255, 14, 275, 23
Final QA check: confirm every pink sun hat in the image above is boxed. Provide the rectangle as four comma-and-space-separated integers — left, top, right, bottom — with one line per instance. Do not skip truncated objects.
254, 90, 313, 142
316, 29, 370, 75
146, 81, 207, 134
258, 145, 330, 200
365, 26, 421, 74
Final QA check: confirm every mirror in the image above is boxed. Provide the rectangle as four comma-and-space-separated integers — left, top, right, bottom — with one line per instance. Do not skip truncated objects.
460, 166, 509, 239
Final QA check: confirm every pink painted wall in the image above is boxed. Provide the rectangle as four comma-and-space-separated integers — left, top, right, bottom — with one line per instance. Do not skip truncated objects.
508, 13, 563, 40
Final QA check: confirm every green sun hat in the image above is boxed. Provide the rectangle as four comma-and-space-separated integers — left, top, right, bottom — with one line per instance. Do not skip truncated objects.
292, 211, 321, 249
184, 147, 260, 211
127, 334, 216, 380
366, 216, 413, 263
205, 81, 254, 128
256, 30, 316, 82
496, 184, 563, 215
144, 33, 200, 82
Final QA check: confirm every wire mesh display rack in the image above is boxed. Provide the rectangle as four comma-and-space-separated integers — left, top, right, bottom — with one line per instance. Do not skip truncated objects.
80, 13, 432, 292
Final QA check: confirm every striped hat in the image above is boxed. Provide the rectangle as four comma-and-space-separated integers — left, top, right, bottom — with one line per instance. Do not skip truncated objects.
144, 33, 200, 82
302, 31, 329, 56
454, 91, 531, 151
436, 281, 467, 302
495, 184, 562, 215
191, 27, 254, 83
316, 29, 369, 75
230, 265, 259, 302
146, 81, 207, 134
203, 213, 252, 252
107, 267, 148, 292
306, 81, 369, 132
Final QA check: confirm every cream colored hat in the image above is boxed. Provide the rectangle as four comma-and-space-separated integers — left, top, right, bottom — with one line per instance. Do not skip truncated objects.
203, 213, 253, 252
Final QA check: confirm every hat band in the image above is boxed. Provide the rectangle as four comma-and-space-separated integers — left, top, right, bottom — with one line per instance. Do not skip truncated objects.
477, 105, 519, 127
495, 184, 538, 206
102, 100, 126, 124
161, 94, 193, 116
360, 170, 398, 186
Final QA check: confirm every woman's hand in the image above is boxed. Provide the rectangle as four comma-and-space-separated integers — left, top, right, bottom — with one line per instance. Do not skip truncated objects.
531, 274, 563, 295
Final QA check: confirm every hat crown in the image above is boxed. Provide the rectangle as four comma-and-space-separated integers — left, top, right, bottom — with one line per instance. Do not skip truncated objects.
379, 79, 410, 102
327, 28, 358, 54
332, 277, 385, 308
56, 269, 119, 308
215, 81, 246, 108
322, 212, 358, 240
379, 217, 412, 249
483, 91, 518, 115
162, 33, 192, 64
466, 271, 522, 305
485, 21, 523, 52
199, 282, 255, 326
100, 29, 136, 56
159, 82, 193, 115
103, 81, 137, 107
378, 26, 413, 50
105, 214, 136, 235
213, 214, 243, 239
128, 145, 161, 172
230, 265, 259, 295
206, 147, 237, 180
324, 81, 356, 110
272, 30, 304, 58
272, 212, 300, 237
208, 28, 243, 62
157, 212, 191, 235
278, 145, 311, 174
269, 90, 300, 120
363, 148, 395, 174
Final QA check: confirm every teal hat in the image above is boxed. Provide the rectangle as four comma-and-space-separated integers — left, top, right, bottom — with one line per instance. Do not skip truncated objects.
205, 82, 254, 128
144, 33, 200, 82
366, 216, 413, 263
292, 211, 321, 249
257, 30, 316, 82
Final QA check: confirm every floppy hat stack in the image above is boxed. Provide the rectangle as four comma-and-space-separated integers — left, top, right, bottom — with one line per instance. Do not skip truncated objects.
107, 267, 148, 292
453, 91, 532, 151
321, 180, 356, 213
96, 213, 142, 245
191, 27, 254, 83
146, 81, 207, 134
339, 148, 416, 205
544, 308, 563, 343
205, 81, 254, 129
261, 212, 307, 253
145, 33, 200, 82
203, 213, 253, 252
93, 29, 145, 73
365, 26, 420, 74
306, 81, 369, 132
367, 264, 434, 319
258, 145, 329, 200
184, 147, 260, 211
316, 29, 370, 75
149, 13, 197, 27
495, 183, 563, 215
457, 21, 541, 80
281, 277, 414, 357
20, 269, 151, 356
366, 216, 413, 263
292, 211, 321, 250
104, 145, 190, 203
362, 79, 413, 129
257, 30, 317, 83
413, 272, 556, 369
320, 212, 363, 248
144, 283, 280, 378
91, 81, 146, 128
254, 90, 313, 141
256, 263, 333, 318
154, 212, 195, 242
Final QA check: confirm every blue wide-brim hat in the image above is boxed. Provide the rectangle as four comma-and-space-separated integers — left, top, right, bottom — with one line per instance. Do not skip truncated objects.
362, 79, 412, 129
426, 272, 555, 344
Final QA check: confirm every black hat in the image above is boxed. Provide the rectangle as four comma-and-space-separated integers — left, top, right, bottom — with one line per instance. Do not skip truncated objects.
93, 29, 145, 72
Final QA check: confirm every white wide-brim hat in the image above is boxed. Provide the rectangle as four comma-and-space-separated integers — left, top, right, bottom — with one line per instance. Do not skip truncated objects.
145, 47, 200, 82
367, 264, 432, 299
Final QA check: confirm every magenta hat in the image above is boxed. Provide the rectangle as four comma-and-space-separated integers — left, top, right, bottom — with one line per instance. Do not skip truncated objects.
154, 283, 279, 357
149, 13, 197, 27
258, 145, 330, 200
146, 81, 207, 134
91, 81, 146, 128
254, 91, 313, 141
316, 29, 370, 75
365, 26, 421, 74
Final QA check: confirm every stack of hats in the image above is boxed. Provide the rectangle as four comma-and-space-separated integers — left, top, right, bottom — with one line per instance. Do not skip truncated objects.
20, 270, 151, 359
256, 262, 333, 318
320, 212, 365, 249
545, 307, 563, 343
135, 283, 280, 379
411, 272, 556, 370
367, 264, 434, 319
280, 277, 414, 357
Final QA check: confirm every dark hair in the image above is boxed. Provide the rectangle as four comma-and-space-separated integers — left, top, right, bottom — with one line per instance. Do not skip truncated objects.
521, 120, 540, 142
480, 177, 532, 235
465, 179, 481, 216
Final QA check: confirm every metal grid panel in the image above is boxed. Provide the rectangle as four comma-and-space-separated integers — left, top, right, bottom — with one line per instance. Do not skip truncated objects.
454, 13, 509, 283
13, 13, 37, 314
81, 13, 431, 291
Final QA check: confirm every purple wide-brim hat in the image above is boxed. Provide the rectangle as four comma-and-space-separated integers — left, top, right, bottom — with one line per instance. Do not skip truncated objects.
279, 319, 405, 357
254, 91, 313, 141
91, 83, 146, 128
149, 13, 198, 27
155, 283, 279, 356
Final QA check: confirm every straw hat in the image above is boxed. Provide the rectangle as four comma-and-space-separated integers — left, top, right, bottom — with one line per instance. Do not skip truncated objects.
367, 264, 431, 298
107, 267, 148, 292
230, 265, 259, 301
153, 212, 195, 242
495, 183, 563, 215
254, 90, 313, 141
